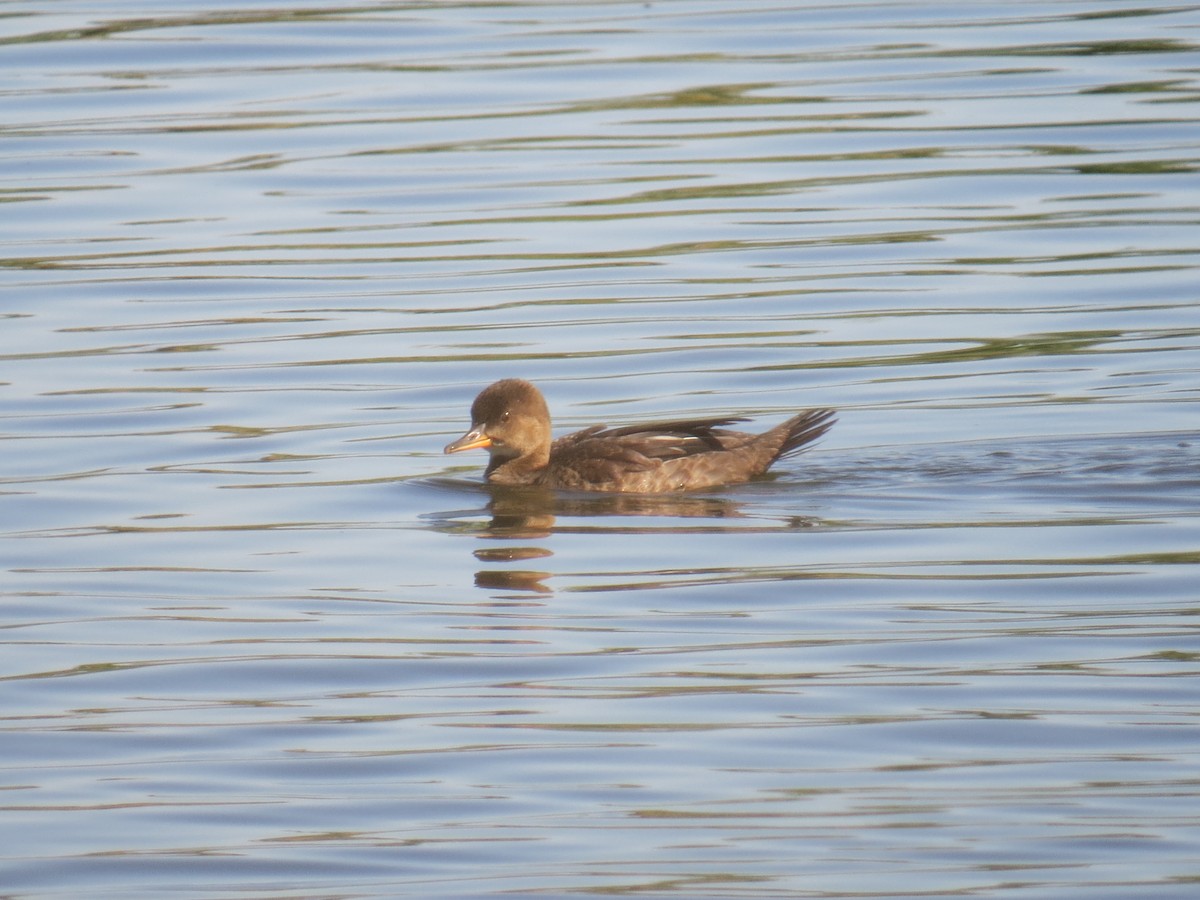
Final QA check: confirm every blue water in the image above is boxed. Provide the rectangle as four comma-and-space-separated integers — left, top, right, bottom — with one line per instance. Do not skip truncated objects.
2, 1, 1199, 897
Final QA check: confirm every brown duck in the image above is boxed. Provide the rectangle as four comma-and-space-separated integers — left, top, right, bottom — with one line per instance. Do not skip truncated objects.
445, 379, 835, 493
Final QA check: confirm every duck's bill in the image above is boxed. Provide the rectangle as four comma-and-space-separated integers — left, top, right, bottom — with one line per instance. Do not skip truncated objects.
444, 427, 492, 454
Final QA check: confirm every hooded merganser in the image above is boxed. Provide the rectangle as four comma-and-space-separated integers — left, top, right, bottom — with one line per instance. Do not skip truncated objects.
445, 379, 834, 493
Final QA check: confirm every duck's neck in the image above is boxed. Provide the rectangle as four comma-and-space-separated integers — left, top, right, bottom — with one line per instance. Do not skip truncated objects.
486, 449, 550, 485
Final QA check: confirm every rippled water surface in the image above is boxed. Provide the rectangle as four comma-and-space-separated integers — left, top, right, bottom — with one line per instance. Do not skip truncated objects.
3, 1, 1199, 897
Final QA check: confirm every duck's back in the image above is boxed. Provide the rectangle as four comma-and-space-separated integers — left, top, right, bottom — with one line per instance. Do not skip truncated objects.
536, 410, 833, 492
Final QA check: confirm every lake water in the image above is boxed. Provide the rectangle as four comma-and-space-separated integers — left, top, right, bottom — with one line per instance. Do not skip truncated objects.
2, 1, 1199, 897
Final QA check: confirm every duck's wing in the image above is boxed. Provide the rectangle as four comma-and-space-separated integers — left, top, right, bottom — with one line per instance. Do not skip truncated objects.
553, 417, 751, 459
544, 418, 751, 489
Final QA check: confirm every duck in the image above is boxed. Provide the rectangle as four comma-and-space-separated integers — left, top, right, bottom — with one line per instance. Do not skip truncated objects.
444, 379, 835, 493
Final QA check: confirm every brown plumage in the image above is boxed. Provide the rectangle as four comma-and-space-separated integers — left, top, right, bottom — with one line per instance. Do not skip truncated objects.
444, 379, 835, 493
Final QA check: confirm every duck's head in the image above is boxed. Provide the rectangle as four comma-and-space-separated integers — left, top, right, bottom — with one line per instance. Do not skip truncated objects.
444, 379, 552, 468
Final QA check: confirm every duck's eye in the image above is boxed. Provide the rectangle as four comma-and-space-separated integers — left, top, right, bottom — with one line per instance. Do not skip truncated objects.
500, 411, 510, 422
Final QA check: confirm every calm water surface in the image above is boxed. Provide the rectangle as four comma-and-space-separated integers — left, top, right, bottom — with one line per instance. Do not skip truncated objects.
2, 1, 1199, 897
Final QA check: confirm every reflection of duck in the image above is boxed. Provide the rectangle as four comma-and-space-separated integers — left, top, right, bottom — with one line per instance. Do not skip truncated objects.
473, 568, 553, 595
445, 379, 835, 493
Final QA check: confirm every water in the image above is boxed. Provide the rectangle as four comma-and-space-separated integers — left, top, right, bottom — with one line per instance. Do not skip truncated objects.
2, 1, 1199, 897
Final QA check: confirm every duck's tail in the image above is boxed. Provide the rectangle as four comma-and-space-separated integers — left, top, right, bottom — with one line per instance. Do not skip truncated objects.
776, 408, 837, 461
